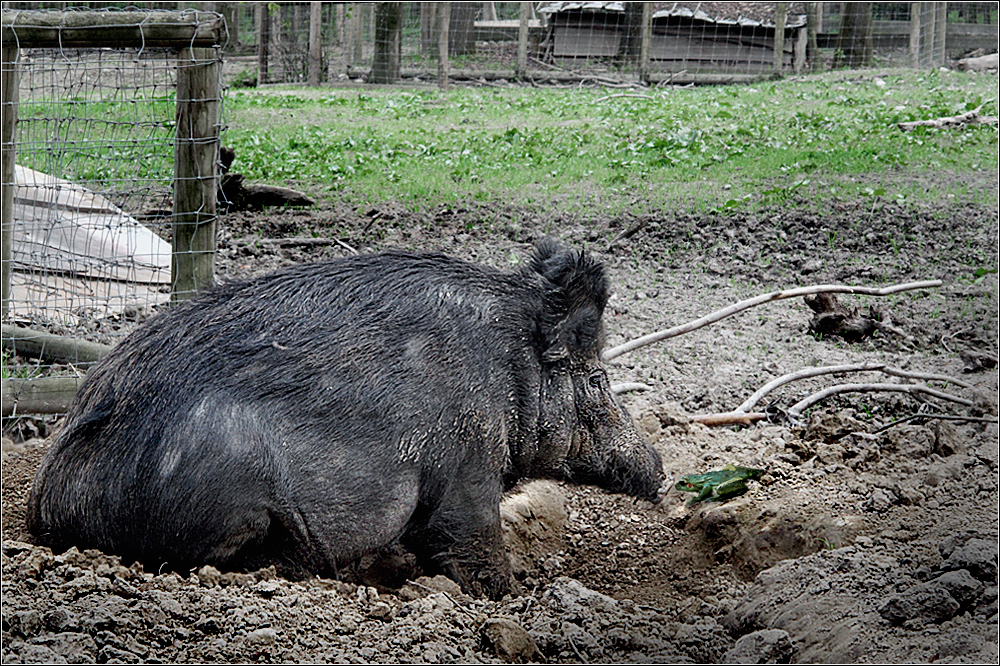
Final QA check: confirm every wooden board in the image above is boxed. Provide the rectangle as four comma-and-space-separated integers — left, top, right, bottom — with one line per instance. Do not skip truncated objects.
9, 165, 172, 323
12, 165, 171, 285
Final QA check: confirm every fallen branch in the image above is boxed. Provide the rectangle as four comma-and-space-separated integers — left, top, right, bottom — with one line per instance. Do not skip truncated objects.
231, 236, 358, 254
735, 363, 885, 413
594, 93, 656, 103
610, 382, 653, 395
2, 376, 86, 416
787, 383, 973, 421
897, 107, 998, 131
880, 367, 975, 390
601, 280, 942, 361
690, 411, 767, 426
956, 52, 998, 72
734, 363, 975, 414
2, 324, 113, 365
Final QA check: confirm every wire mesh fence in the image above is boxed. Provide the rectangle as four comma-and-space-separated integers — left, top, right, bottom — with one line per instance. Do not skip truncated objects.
1, 2, 997, 422
2, 7, 225, 421
10, 47, 178, 326
238, 2, 996, 87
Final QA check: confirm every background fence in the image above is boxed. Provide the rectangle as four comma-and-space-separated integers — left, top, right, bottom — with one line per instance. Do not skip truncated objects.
1, 2, 997, 423
212, 2, 997, 86
2, 8, 225, 421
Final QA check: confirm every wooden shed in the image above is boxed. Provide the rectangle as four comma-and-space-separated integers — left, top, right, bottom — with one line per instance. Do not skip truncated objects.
538, 2, 808, 74
651, 5, 807, 73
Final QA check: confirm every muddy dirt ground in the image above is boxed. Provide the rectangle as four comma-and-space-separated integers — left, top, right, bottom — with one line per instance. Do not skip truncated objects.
3, 181, 998, 663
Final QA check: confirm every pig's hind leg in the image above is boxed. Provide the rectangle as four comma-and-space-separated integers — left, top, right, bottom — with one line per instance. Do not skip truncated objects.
405, 480, 515, 600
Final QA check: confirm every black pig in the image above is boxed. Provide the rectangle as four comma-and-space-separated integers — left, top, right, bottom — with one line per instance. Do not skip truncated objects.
27, 239, 665, 598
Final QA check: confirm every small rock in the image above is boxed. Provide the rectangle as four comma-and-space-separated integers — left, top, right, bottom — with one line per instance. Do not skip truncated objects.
196, 565, 222, 587
942, 539, 998, 582
480, 618, 543, 664
800, 258, 823, 274
542, 577, 619, 614
931, 569, 984, 608
246, 627, 277, 645
878, 584, 961, 626
33, 631, 99, 663
722, 628, 794, 664
194, 615, 223, 635
862, 488, 898, 513
655, 402, 691, 427
367, 601, 394, 622
8, 610, 43, 638
44, 609, 80, 633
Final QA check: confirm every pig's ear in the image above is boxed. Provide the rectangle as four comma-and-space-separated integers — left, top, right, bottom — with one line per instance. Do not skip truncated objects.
527, 239, 609, 362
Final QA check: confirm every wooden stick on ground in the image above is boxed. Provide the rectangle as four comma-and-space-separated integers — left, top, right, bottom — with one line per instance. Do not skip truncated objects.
735, 363, 886, 413
610, 382, 654, 395
897, 106, 999, 131
732, 364, 975, 414
690, 411, 767, 426
787, 383, 973, 420
601, 280, 942, 362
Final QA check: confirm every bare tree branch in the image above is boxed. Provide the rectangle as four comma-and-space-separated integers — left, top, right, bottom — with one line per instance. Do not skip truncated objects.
880, 367, 975, 390
690, 411, 767, 426
601, 280, 942, 361
610, 382, 654, 395
787, 383, 973, 420
735, 363, 886, 413
733, 363, 975, 414
897, 106, 999, 131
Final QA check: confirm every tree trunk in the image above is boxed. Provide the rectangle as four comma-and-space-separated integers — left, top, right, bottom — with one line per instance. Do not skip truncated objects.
806, 2, 819, 69
616, 1, 646, 65
309, 1, 322, 85
833, 2, 872, 68
371, 2, 402, 84
219, 1, 238, 47
449, 2, 477, 56
421, 2, 437, 58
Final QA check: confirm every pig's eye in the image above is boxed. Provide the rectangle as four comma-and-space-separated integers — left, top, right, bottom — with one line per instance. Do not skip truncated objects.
588, 372, 605, 388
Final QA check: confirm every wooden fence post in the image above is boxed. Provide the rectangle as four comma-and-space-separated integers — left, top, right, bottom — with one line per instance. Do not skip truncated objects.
173, 47, 220, 302
516, 1, 529, 79
1, 44, 18, 319
639, 1, 652, 83
920, 2, 935, 67
437, 2, 451, 90
909, 2, 922, 66
774, 3, 787, 73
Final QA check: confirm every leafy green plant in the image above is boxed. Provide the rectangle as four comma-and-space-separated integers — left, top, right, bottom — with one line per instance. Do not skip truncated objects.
217, 71, 998, 213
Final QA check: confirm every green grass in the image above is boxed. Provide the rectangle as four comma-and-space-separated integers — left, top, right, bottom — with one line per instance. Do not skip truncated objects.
224, 68, 998, 215
14, 68, 995, 217
16, 95, 177, 185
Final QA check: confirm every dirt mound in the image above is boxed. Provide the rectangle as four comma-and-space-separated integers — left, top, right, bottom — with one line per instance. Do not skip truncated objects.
3, 194, 997, 663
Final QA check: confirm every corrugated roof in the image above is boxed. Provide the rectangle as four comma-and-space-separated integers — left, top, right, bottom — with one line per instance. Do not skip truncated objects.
538, 2, 807, 29
538, 2, 626, 14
